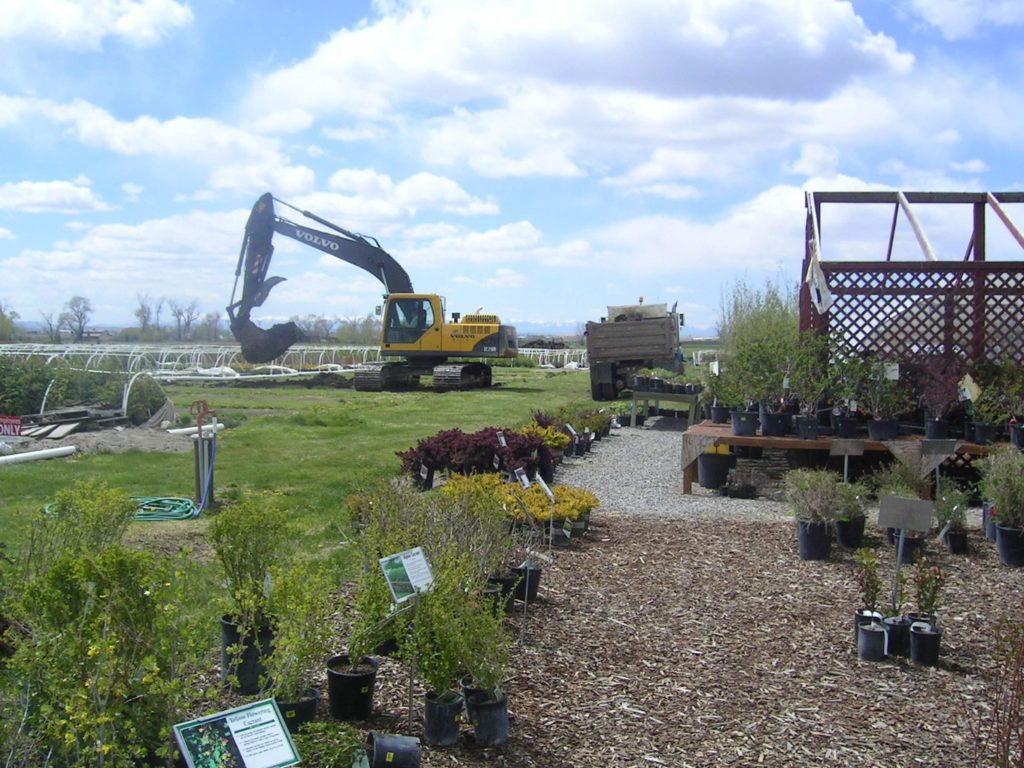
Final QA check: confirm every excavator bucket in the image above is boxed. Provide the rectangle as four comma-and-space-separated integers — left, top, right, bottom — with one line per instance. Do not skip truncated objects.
228, 193, 305, 362
230, 316, 303, 364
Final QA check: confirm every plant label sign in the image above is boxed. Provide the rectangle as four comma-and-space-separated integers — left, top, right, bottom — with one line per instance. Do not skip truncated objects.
379, 546, 434, 605
174, 699, 299, 768
496, 430, 507, 447
877, 496, 933, 533
514, 466, 531, 489
921, 439, 958, 456
829, 439, 864, 456
534, 474, 556, 504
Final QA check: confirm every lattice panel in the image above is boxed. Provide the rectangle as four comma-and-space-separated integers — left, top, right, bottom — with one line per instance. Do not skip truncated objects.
803, 262, 1024, 367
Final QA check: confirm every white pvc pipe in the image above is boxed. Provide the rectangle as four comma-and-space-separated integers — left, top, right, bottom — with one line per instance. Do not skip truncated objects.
166, 423, 225, 436
0, 445, 76, 465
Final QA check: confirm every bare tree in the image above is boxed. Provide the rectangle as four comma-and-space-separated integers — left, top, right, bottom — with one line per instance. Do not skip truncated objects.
181, 302, 201, 339
335, 314, 381, 345
61, 296, 93, 342
0, 300, 18, 341
196, 312, 222, 342
291, 314, 340, 341
195, 313, 222, 342
169, 300, 201, 341
134, 293, 154, 337
40, 312, 62, 343
153, 297, 165, 332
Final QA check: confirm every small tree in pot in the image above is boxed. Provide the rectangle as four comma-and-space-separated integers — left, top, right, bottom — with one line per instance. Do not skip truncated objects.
934, 483, 970, 555
208, 496, 292, 694
857, 355, 913, 440
788, 330, 832, 437
979, 446, 1024, 567
264, 558, 337, 732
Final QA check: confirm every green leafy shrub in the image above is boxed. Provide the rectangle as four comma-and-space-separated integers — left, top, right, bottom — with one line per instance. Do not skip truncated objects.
2, 480, 209, 767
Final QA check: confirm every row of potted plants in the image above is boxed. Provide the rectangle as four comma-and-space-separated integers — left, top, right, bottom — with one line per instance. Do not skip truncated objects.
703, 303, 1024, 444
853, 548, 945, 665
396, 407, 619, 488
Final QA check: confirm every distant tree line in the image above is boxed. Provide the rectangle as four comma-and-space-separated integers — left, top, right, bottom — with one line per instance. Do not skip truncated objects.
0, 294, 382, 346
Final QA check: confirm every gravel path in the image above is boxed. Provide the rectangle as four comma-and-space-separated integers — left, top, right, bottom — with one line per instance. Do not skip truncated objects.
555, 417, 791, 523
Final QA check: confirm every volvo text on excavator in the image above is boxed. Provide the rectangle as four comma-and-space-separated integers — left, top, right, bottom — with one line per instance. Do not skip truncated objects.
227, 193, 518, 392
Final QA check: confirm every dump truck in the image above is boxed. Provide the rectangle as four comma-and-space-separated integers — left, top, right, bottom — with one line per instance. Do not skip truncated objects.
585, 302, 684, 400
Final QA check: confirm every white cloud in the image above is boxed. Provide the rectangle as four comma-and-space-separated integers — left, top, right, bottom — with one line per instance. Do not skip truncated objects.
0, 0, 192, 50
453, 268, 528, 289
326, 169, 498, 216
950, 159, 990, 174
0, 208, 247, 323
239, 0, 913, 180
0, 228, 14, 240
0, 179, 111, 213
785, 144, 840, 177
122, 182, 144, 202
904, 0, 1024, 40
1, 93, 314, 196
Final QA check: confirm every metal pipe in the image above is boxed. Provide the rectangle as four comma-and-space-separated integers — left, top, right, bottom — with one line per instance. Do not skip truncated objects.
166, 423, 226, 436
0, 445, 76, 465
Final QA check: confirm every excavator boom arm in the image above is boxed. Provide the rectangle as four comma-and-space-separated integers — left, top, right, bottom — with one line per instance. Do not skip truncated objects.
228, 192, 413, 362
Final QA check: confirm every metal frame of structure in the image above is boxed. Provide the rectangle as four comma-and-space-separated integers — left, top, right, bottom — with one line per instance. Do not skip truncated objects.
800, 191, 1024, 369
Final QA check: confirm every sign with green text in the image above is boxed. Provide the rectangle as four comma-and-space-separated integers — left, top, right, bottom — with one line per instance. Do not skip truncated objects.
174, 699, 299, 768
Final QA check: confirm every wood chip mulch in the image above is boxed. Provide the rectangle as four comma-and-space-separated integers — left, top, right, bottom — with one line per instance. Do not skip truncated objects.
357, 515, 1022, 768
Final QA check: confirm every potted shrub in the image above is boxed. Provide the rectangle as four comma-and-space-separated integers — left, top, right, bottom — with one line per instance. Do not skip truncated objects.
910, 357, 965, 439
699, 364, 739, 423
934, 483, 970, 555
852, 547, 887, 661
909, 556, 945, 666
788, 330, 831, 439
208, 496, 292, 694
970, 359, 1022, 444
869, 460, 929, 562
979, 446, 1024, 567
783, 468, 843, 561
852, 547, 882, 639
399, 550, 476, 748
265, 559, 337, 733
834, 481, 868, 549
461, 585, 513, 746
856, 355, 912, 441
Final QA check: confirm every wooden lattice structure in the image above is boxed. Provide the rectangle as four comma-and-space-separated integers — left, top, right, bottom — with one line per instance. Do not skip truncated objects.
800, 191, 1024, 370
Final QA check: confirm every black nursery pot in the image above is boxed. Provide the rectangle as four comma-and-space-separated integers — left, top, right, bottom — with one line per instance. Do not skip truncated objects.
945, 529, 969, 555
326, 654, 379, 721
797, 520, 832, 561
835, 516, 865, 549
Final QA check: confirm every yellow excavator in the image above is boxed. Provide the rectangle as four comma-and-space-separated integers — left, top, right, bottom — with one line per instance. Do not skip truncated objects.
227, 193, 518, 391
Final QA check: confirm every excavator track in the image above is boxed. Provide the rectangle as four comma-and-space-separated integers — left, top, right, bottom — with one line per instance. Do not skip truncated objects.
353, 363, 420, 391
432, 363, 493, 392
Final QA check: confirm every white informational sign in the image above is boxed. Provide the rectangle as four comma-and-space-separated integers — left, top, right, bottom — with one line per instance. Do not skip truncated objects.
175, 699, 299, 768
514, 466, 531, 489
496, 430, 507, 448
564, 424, 577, 436
534, 474, 556, 504
379, 546, 435, 605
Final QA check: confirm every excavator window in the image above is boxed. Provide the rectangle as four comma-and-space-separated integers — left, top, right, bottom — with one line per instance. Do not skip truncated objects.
385, 298, 434, 344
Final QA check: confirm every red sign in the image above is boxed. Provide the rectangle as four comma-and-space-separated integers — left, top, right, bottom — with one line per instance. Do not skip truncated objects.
0, 415, 22, 437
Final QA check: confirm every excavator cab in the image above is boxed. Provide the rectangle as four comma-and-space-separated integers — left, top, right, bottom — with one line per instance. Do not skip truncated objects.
383, 296, 435, 346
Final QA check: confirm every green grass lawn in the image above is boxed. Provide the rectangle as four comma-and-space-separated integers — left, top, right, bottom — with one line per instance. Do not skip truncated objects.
1, 368, 606, 569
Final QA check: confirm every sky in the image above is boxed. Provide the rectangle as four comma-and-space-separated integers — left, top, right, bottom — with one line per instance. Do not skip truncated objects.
2, 0, 1024, 338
